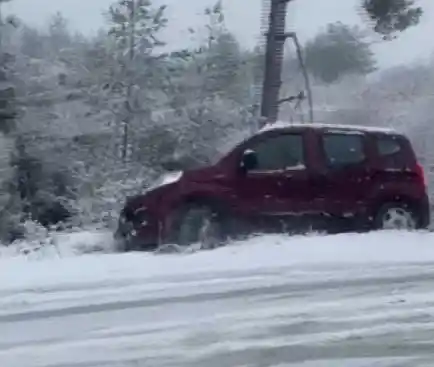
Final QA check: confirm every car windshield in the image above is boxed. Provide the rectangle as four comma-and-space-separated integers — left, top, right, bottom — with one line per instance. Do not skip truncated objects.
167, 130, 250, 169
209, 130, 252, 164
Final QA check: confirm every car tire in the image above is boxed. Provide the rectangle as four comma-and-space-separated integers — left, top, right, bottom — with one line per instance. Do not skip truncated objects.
176, 204, 227, 250
113, 230, 134, 252
374, 202, 418, 231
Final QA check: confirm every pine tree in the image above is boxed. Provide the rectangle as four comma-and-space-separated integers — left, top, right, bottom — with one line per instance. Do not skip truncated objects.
362, 0, 423, 39
160, 1, 256, 167
0, 0, 23, 241
48, 12, 71, 55
107, 0, 168, 163
304, 22, 376, 84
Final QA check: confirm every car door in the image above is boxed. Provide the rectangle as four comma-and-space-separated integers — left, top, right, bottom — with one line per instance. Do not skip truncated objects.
316, 131, 373, 217
234, 132, 314, 220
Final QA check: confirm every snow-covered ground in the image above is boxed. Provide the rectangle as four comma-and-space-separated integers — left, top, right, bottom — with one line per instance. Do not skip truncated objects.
2, 230, 434, 366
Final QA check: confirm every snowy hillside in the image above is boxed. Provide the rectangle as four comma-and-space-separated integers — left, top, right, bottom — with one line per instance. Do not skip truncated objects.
2, 231, 434, 366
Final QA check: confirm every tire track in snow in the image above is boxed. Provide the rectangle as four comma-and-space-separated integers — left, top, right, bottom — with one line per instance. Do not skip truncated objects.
2, 267, 434, 324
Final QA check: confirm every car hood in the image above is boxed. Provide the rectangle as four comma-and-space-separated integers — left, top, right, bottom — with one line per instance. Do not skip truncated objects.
123, 164, 225, 211
124, 171, 183, 209
182, 165, 223, 182
146, 171, 184, 192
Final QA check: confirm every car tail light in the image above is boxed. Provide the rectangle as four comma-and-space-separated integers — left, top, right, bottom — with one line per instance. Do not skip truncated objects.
414, 163, 426, 187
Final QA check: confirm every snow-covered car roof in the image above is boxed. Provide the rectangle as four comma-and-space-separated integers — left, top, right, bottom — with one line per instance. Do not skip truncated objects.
259, 121, 397, 135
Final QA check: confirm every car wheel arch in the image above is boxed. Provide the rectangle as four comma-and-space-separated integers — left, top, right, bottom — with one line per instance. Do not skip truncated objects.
162, 193, 231, 244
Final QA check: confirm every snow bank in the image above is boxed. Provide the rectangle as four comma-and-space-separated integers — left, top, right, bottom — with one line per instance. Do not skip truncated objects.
1, 230, 434, 289
2, 230, 434, 367
0, 229, 114, 260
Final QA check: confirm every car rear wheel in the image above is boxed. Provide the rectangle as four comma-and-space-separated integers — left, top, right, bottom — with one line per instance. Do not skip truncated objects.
177, 205, 226, 250
374, 203, 417, 231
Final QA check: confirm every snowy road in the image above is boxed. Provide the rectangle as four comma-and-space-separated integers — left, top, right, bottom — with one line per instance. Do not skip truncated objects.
2, 231, 434, 366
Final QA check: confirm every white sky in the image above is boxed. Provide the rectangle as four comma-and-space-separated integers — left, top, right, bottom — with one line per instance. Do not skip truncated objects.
3, 0, 433, 68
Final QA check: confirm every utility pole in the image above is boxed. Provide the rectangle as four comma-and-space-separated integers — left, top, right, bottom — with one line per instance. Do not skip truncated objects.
122, 0, 136, 163
260, 0, 291, 122
260, 0, 313, 124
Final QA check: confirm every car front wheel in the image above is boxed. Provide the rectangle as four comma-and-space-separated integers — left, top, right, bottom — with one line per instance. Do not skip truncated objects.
176, 205, 226, 250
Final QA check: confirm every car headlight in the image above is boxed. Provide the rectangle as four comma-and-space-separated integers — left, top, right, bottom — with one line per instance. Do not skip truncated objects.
133, 207, 148, 226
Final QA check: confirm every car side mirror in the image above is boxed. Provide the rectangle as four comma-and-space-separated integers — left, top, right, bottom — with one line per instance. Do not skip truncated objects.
240, 149, 258, 171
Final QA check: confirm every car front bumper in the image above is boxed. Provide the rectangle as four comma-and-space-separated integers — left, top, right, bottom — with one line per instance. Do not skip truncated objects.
114, 210, 159, 251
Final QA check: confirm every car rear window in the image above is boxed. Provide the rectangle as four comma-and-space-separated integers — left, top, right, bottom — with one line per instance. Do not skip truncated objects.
323, 134, 365, 167
377, 136, 401, 156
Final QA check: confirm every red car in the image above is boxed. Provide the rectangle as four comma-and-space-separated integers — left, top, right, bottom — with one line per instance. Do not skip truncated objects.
115, 122, 430, 251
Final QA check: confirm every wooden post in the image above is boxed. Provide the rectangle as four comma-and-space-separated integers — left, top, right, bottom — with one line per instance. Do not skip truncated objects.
122, 0, 136, 164
260, 0, 292, 123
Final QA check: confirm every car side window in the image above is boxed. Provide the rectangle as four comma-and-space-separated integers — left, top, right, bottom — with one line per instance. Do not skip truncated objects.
250, 134, 305, 171
323, 133, 365, 167
377, 136, 401, 156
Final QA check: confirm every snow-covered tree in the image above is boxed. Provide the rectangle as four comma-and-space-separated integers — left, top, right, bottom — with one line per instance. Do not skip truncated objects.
159, 1, 257, 167
0, 0, 24, 242
107, 0, 168, 162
